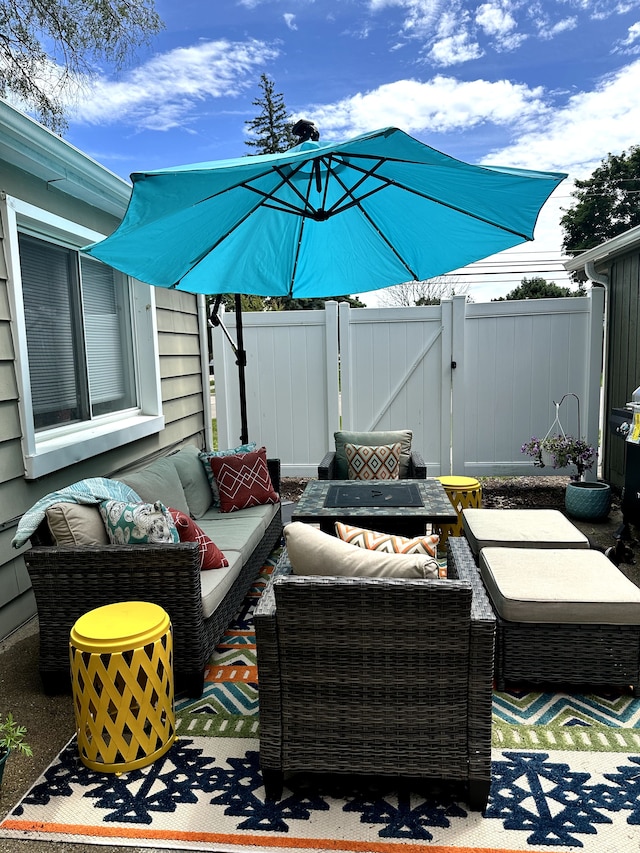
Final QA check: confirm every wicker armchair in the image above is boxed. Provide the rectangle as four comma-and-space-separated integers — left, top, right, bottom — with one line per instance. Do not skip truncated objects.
318, 429, 426, 480
254, 546, 496, 810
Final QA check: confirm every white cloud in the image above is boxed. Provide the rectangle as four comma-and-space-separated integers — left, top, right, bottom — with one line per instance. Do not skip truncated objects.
284, 13, 298, 30
476, 3, 516, 37
65, 39, 279, 129
303, 76, 548, 138
536, 16, 578, 39
428, 32, 484, 64
482, 58, 640, 175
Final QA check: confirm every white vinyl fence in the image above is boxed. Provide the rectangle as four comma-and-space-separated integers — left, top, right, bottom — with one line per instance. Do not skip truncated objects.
213, 289, 605, 479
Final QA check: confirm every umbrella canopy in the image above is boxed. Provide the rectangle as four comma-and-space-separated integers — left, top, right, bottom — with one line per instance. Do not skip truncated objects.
84, 126, 566, 443
85, 127, 566, 298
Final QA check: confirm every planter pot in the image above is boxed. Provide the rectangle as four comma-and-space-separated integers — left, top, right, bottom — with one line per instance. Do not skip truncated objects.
565, 481, 611, 521
541, 449, 556, 468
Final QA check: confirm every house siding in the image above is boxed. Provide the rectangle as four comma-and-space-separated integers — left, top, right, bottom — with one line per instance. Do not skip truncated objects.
0, 115, 208, 641
604, 251, 640, 487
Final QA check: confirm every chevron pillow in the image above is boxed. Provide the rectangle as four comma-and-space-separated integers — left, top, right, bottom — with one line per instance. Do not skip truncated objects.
335, 522, 440, 559
345, 442, 401, 480
209, 446, 279, 513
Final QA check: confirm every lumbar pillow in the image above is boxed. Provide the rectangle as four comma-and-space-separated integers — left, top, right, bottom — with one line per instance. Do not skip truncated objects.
345, 442, 401, 480
168, 508, 228, 570
335, 522, 439, 558
199, 443, 256, 506
284, 521, 439, 578
209, 446, 279, 513
99, 500, 179, 545
46, 503, 109, 546
334, 430, 412, 479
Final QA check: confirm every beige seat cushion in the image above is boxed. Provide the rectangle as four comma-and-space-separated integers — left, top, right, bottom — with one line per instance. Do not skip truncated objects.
479, 547, 640, 624
284, 521, 439, 578
463, 508, 588, 556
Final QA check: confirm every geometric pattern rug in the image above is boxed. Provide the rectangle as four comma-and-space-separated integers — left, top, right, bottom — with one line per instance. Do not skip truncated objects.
2, 546, 639, 853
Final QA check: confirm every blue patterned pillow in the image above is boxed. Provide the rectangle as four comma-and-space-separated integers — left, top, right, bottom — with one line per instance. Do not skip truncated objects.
99, 500, 179, 545
199, 443, 256, 506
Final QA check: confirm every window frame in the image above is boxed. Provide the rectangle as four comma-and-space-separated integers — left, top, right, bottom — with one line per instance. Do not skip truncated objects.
3, 195, 164, 479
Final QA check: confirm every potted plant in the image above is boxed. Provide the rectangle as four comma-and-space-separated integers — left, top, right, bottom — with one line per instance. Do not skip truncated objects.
0, 712, 33, 786
521, 434, 611, 520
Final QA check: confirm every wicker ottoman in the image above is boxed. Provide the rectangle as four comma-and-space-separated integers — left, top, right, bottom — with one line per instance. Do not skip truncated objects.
479, 546, 640, 692
462, 508, 589, 561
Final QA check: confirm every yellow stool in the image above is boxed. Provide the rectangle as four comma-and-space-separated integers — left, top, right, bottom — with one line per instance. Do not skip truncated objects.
70, 601, 176, 773
435, 476, 482, 547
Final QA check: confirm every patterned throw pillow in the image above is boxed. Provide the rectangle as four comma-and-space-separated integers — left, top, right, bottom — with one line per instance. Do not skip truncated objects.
345, 442, 401, 480
99, 500, 179, 545
335, 522, 445, 577
335, 522, 439, 558
209, 446, 279, 513
199, 443, 256, 506
168, 508, 228, 570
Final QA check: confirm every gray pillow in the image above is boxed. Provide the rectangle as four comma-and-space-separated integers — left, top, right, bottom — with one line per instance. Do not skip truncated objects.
118, 457, 190, 516
171, 445, 212, 518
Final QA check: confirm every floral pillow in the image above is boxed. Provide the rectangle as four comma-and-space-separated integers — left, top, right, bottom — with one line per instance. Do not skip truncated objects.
99, 500, 179, 545
209, 446, 279, 513
168, 508, 228, 570
199, 443, 256, 506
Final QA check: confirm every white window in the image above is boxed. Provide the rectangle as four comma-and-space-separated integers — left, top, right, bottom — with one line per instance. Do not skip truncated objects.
3, 197, 164, 479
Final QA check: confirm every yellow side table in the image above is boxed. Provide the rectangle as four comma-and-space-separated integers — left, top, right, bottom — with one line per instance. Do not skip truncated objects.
435, 476, 482, 547
70, 601, 176, 773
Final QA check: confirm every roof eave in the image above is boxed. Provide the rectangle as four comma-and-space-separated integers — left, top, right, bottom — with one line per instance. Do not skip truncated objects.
0, 100, 131, 218
564, 224, 640, 272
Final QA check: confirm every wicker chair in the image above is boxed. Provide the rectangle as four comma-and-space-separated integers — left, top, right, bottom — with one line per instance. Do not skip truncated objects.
318, 429, 426, 480
254, 547, 496, 810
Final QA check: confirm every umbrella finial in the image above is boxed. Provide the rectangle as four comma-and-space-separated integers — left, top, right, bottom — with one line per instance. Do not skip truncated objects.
292, 119, 319, 143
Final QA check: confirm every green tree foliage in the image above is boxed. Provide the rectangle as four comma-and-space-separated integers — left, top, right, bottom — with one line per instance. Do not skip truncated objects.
493, 276, 586, 301
266, 295, 366, 311
244, 73, 297, 154
0, 0, 163, 132
561, 146, 640, 257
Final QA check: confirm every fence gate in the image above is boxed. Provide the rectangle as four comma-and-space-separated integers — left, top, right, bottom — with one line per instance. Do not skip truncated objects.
213, 289, 604, 480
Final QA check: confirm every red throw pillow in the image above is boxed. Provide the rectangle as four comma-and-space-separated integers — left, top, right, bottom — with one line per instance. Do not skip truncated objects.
209, 446, 279, 513
168, 508, 228, 570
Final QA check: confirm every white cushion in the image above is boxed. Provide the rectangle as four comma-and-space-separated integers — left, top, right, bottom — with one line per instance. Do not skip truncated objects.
462, 508, 589, 556
479, 547, 640, 624
284, 521, 439, 578
200, 551, 244, 618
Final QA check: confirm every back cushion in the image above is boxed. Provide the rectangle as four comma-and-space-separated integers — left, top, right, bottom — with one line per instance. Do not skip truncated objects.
118, 457, 190, 516
334, 430, 412, 479
171, 445, 212, 518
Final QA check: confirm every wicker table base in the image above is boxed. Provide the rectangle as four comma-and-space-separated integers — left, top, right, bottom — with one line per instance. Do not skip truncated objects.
447, 537, 640, 694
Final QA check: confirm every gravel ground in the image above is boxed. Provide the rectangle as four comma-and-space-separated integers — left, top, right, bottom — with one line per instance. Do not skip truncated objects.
1, 474, 638, 853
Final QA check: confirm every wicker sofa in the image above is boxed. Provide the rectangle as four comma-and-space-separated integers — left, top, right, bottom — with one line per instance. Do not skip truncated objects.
23, 444, 283, 698
255, 543, 496, 810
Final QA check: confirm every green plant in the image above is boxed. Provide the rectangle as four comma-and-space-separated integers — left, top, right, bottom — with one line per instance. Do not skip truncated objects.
521, 434, 596, 480
0, 713, 33, 757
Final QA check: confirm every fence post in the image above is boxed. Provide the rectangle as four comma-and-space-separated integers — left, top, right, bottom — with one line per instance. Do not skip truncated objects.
324, 301, 341, 438
584, 286, 605, 482
450, 294, 467, 475
339, 301, 353, 429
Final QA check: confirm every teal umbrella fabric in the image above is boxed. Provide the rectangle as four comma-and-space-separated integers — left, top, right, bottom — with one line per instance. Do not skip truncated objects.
84, 127, 566, 297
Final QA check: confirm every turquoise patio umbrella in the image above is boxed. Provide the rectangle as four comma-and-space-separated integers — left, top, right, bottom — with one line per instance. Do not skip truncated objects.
84, 126, 566, 440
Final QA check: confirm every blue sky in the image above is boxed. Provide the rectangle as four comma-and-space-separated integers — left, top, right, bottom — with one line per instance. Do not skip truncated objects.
45, 0, 640, 302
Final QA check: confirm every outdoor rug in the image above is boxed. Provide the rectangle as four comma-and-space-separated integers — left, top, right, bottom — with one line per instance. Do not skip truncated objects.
1, 546, 640, 852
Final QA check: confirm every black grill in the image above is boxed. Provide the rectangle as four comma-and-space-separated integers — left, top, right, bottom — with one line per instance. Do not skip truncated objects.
609, 406, 640, 528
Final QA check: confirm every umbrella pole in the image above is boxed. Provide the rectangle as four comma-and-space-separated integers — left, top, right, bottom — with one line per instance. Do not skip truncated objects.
235, 294, 249, 445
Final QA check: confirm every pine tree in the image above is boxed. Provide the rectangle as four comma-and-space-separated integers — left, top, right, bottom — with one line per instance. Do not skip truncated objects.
244, 74, 297, 154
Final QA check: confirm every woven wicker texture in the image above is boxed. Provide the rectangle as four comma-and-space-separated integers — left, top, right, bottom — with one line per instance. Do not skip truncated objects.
448, 536, 640, 693
254, 544, 496, 810
24, 460, 283, 699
